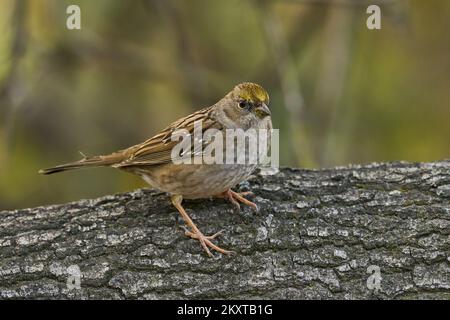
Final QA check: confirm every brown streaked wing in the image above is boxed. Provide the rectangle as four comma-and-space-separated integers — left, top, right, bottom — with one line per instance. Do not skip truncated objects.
116, 106, 219, 167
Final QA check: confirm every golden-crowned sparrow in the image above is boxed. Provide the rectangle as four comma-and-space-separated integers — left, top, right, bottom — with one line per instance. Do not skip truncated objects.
40, 82, 272, 256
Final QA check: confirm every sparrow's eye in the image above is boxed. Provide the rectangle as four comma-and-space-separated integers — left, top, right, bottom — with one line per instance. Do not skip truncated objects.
238, 100, 252, 110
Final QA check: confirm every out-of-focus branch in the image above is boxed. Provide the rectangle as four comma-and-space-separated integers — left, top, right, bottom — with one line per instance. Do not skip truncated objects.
271, 0, 400, 7
312, 6, 355, 166
258, 0, 317, 168
0, 0, 26, 94
0, 0, 28, 165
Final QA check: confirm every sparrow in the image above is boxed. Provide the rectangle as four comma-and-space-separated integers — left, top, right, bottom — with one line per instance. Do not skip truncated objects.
40, 82, 272, 256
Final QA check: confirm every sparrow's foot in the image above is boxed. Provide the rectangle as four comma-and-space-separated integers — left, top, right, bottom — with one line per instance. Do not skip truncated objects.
182, 227, 232, 257
171, 194, 232, 257
219, 189, 258, 212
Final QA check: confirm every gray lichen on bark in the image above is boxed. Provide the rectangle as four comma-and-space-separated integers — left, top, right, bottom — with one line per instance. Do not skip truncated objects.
0, 161, 449, 299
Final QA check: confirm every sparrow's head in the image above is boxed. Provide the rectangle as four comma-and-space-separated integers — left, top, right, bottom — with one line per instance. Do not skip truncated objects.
217, 82, 271, 129
234, 82, 271, 118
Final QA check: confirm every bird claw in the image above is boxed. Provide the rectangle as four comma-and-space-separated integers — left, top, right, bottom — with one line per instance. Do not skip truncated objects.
239, 191, 255, 198
221, 189, 259, 212
229, 198, 241, 213
182, 227, 232, 257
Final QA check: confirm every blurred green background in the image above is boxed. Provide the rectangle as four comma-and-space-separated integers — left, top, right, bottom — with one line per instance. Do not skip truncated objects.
1, 0, 449, 210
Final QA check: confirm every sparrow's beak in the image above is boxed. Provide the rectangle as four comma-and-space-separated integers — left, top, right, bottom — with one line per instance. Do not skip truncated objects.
254, 103, 271, 118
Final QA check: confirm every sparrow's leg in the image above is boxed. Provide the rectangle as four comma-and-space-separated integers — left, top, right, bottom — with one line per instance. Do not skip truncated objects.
171, 194, 232, 257
219, 189, 258, 212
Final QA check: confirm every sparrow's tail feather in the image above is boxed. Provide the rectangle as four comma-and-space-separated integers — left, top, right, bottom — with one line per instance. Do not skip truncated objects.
39, 152, 127, 175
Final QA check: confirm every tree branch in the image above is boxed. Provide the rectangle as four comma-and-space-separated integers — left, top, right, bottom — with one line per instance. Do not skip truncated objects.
1, 161, 449, 299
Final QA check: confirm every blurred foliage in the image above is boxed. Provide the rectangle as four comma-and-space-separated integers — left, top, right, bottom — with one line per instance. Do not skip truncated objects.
0, 0, 449, 209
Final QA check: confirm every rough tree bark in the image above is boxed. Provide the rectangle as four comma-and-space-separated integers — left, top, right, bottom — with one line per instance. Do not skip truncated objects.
1, 161, 449, 299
